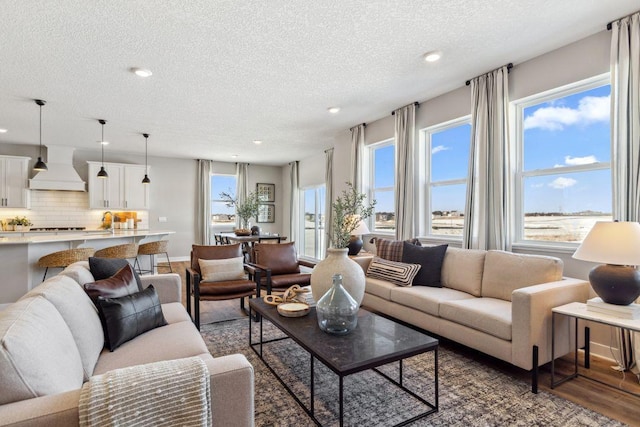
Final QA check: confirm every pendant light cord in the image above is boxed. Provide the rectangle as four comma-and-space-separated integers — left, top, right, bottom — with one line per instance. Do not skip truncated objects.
39, 103, 43, 158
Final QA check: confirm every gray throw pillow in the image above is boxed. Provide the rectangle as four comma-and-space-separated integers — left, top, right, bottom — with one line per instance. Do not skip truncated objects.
89, 257, 143, 291
401, 243, 448, 287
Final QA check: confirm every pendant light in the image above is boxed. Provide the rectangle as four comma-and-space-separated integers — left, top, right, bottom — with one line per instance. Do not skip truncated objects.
97, 119, 108, 178
141, 133, 151, 184
33, 99, 48, 171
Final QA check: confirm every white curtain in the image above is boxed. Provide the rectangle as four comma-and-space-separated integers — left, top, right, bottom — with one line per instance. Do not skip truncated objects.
463, 66, 511, 251
289, 161, 300, 248
196, 159, 213, 245
610, 11, 640, 374
325, 148, 334, 250
394, 103, 416, 240
236, 162, 249, 228
350, 124, 365, 193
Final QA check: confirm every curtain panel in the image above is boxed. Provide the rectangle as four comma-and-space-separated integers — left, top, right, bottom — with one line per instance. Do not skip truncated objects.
350, 124, 365, 193
196, 159, 214, 245
236, 163, 249, 229
394, 103, 417, 240
325, 148, 334, 250
289, 161, 300, 249
463, 66, 511, 251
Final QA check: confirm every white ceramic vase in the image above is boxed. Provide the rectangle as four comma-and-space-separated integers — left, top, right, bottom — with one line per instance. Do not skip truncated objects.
310, 248, 365, 305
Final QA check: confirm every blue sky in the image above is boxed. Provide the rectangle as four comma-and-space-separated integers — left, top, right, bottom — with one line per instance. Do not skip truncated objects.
211, 175, 236, 214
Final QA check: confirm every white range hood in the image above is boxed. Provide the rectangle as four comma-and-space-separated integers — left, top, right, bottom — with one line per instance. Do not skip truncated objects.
29, 146, 86, 191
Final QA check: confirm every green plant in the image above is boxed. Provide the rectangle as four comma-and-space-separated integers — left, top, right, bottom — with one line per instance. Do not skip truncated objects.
220, 190, 260, 229
330, 182, 376, 249
9, 216, 32, 226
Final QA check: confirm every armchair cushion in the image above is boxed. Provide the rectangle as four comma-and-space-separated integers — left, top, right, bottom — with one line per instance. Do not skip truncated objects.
191, 244, 244, 274
199, 256, 246, 282
253, 242, 300, 275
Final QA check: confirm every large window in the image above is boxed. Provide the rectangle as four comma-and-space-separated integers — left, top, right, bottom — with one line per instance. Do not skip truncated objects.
211, 174, 237, 226
514, 76, 612, 244
301, 185, 326, 259
422, 118, 471, 238
368, 139, 395, 233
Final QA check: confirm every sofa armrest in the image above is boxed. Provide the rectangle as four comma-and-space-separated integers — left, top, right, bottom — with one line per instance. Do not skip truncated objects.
0, 354, 255, 427
511, 277, 590, 370
141, 273, 181, 304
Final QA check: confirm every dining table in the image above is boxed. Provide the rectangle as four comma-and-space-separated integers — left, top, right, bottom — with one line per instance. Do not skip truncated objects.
218, 232, 287, 244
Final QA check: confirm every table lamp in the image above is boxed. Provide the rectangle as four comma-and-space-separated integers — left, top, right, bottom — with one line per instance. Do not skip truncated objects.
572, 221, 640, 305
347, 220, 370, 256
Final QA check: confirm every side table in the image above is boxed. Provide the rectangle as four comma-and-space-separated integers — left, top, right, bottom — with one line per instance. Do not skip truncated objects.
551, 302, 640, 395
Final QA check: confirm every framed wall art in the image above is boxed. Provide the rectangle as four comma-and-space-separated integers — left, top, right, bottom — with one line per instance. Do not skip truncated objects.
256, 183, 275, 202
257, 204, 275, 223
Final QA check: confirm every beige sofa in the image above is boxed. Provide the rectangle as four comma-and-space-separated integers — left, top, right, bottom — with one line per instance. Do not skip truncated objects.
0, 261, 254, 426
361, 247, 590, 392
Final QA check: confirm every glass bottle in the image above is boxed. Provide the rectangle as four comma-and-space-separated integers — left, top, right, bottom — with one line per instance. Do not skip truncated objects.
316, 273, 358, 335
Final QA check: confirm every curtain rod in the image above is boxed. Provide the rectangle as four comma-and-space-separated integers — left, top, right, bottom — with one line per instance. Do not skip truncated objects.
607, 11, 639, 30
349, 122, 367, 131
465, 63, 513, 86
391, 101, 420, 116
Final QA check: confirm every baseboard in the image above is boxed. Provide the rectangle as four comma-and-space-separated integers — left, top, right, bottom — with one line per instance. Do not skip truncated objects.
589, 341, 619, 363
168, 256, 190, 262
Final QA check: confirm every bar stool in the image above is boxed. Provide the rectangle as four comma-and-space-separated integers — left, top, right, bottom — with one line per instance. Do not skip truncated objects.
134, 240, 172, 274
37, 247, 95, 281
94, 243, 138, 262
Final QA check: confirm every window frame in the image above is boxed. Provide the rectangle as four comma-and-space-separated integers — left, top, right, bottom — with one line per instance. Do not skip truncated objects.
210, 173, 237, 227
365, 138, 396, 235
512, 73, 612, 249
420, 116, 471, 241
299, 184, 326, 260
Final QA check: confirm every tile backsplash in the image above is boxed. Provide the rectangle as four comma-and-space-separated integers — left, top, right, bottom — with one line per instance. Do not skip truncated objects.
1, 191, 148, 230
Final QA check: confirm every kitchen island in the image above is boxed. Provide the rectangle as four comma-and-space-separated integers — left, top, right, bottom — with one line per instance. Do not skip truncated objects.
0, 229, 175, 304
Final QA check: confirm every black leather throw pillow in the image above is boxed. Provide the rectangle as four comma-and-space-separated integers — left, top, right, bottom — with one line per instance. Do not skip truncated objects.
89, 257, 143, 291
96, 285, 167, 351
401, 243, 448, 287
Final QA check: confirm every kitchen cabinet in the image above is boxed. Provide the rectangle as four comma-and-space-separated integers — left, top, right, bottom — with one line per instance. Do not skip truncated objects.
0, 156, 30, 208
87, 162, 149, 210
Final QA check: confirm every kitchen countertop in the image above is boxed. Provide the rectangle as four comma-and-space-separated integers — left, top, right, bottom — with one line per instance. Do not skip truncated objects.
0, 229, 175, 245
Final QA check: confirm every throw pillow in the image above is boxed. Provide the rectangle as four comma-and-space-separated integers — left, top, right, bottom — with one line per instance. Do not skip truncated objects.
366, 257, 421, 287
401, 243, 448, 287
375, 238, 422, 262
89, 257, 143, 291
84, 264, 140, 305
96, 285, 167, 351
198, 256, 246, 282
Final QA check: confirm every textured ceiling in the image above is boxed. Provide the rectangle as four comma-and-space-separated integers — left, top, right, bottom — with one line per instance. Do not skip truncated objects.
0, 1, 637, 166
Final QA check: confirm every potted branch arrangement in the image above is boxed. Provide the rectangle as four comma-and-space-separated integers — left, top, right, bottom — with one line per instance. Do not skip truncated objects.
8, 216, 33, 232
220, 190, 260, 236
310, 182, 376, 305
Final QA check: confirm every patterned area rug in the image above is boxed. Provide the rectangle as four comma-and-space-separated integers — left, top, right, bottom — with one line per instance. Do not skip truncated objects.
200, 319, 623, 426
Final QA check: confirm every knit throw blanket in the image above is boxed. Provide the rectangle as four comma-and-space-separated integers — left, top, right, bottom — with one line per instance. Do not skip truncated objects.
79, 357, 211, 427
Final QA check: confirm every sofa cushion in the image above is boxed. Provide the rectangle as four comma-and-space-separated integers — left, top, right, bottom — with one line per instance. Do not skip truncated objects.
441, 247, 486, 296
366, 257, 421, 287
365, 277, 397, 301
199, 256, 246, 282
390, 286, 476, 317
89, 257, 143, 291
375, 238, 421, 262
84, 264, 140, 304
481, 250, 563, 301
401, 243, 448, 287
439, 297, 512, 341
161, 302, 193, 324
253, 242, 300, 275
0, 296, 84, 405
20, 275, 104, 380
58, 261, 95, 286
97, 285, 168, 351
92, 321, 209, 375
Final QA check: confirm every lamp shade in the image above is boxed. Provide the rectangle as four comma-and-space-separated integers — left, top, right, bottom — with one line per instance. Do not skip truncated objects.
351, 220, 370, 236
572, 221, 640, 266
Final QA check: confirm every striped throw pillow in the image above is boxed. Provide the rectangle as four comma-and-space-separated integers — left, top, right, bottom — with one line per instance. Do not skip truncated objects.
375, 238, 422, 262
366, 257, 421, 287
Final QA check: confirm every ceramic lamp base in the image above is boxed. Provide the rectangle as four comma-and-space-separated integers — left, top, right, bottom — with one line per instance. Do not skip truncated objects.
347, 236, 363, 256
589, 264, 640, 305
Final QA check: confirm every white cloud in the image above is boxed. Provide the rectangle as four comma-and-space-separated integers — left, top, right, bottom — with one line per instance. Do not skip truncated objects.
524, 95, 609, 130
549, 177, 577, 189
432, 145, 449, 154
564, 155, 597, 165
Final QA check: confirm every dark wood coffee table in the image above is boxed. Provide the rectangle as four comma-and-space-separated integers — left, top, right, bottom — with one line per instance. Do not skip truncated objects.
249, 299, 438, 426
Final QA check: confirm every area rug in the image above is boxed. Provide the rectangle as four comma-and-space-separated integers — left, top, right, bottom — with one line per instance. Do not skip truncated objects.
200, 319, 624, 426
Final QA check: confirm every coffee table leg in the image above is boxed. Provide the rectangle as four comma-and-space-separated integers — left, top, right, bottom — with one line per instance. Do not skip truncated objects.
339, 376, 344, 427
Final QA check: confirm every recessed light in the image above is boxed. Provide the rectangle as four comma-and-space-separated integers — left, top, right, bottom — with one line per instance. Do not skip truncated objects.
328, 107, 340, 114
231, 154, 238, 158
424, 51, 442, 62
253, 140, 263, 145
131, 67, 153, 78
0, 128, 7, 133
97, 140, 109, 146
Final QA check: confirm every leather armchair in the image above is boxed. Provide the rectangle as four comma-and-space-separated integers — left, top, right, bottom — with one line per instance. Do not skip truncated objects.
186, 243, 261, 329
251, 242, 315, 295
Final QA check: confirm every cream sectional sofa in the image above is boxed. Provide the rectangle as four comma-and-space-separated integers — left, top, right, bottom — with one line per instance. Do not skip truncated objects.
362, 247, 590, 392
0, 261, 254, 426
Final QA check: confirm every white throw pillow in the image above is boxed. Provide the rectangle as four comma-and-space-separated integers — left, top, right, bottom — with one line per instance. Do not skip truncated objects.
199, 256, 247, 282
366, 257, 421, 287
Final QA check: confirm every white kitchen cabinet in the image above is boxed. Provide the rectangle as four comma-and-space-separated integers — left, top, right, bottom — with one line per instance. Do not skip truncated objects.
88, 162, 149, 210
0, 156, 30, 209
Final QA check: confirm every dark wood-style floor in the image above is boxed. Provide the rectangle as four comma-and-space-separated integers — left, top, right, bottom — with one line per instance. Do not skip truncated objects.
164, 260, 640, 426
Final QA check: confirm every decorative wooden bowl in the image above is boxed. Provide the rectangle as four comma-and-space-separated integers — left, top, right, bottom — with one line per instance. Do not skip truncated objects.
277, 302, 311, 317
234, 229, 251, 236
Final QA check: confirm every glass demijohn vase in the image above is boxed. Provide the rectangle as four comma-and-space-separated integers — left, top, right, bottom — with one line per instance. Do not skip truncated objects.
316, 273, 358, 335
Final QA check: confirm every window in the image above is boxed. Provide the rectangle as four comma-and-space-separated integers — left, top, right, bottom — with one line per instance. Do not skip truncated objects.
211, 174, 237, 226
514, 76, 612, 244
422, 118, 471, 238
301, 185, 326, 259
367, 139, 395, 233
